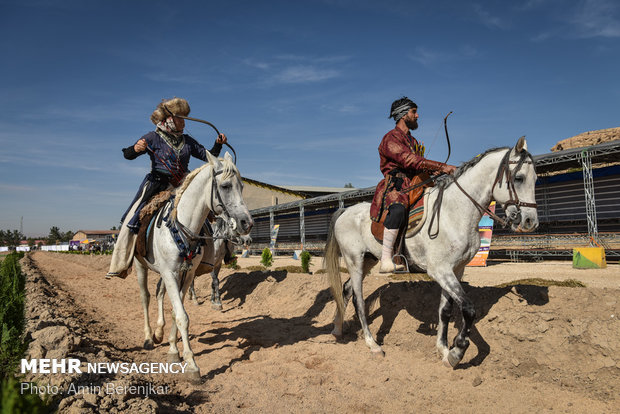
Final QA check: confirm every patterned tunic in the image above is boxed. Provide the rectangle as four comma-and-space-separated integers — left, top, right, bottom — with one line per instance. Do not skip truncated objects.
370, 127, 426, 222
123, 131, 222, 186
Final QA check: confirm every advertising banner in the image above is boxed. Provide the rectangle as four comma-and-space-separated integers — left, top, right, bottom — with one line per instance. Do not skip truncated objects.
467, 202, 496, 267
269, 224, 280, 250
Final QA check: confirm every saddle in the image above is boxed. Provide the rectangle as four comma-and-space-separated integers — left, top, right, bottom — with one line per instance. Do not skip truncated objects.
371, 173, 433, 243
136, 190, 174, 257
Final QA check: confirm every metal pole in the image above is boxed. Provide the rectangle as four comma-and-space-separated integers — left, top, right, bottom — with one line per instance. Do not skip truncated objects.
300, 204, 305, 250
579, 150, 599, 246
269, 208, 274, 248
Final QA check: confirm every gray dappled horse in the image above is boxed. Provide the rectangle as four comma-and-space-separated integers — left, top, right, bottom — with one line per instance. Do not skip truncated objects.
188, 215, 252, 310
134, 152, 253, 382
324, 137, 538, 368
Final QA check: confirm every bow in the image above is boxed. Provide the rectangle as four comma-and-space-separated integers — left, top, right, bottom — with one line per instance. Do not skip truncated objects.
175, 115, 237, 165
442, 111, 453, 166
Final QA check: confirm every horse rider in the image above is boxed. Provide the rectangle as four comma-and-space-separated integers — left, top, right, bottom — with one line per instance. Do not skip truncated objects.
105, 97, 227, 280
370, 96, 456, 273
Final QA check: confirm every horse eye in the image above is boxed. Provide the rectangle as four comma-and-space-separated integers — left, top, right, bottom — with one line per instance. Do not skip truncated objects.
221, 182, 232, 189
515, 175, 524, 183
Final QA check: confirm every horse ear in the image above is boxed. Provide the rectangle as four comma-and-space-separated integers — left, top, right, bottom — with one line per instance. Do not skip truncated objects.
515, 136, 527, 153
205, 150, 222, 168
224, 152, 233, 162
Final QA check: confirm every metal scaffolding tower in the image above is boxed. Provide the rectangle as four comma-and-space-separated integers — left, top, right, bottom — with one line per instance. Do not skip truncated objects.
299, 204, 305, 249
579, 150, 599, 246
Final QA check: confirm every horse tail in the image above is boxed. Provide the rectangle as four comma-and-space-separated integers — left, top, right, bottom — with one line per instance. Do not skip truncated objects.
324, 208, 346, 318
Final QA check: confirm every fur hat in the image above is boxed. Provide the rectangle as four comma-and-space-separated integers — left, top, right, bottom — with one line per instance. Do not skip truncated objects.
150, 97, 191, 125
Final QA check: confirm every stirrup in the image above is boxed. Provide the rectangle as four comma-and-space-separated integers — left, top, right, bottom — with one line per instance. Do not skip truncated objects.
391, 253, 410, 274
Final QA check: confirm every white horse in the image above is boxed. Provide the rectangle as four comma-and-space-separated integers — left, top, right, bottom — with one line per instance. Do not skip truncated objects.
154, 213, 252, 351
324, 137, 538, 368
134, 152, 253, 382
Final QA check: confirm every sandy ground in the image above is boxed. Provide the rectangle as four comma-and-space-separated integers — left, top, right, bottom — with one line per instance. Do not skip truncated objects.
22, 251, 620, 413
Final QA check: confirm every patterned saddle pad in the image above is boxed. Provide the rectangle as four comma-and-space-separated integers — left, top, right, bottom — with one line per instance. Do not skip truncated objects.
371, 187, 430, 242
136, 190, 173, 257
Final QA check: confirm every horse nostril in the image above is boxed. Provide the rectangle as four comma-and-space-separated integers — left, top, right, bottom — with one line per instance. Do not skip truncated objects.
524, 217, 536, 230
241, 219, 253, 231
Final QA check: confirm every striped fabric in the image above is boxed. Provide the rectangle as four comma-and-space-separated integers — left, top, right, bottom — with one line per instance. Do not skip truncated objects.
407, 196, 425, 232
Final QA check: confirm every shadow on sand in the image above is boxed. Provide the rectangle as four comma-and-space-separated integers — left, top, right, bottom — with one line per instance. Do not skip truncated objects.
363, 280, 549, 368
188, 270, 549, 378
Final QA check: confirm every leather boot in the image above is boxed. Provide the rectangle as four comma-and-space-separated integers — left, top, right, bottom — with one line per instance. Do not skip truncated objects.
379, 228, 405, 273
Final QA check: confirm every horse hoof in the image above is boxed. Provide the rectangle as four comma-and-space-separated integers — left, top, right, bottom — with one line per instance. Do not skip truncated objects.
143, 339, 154, 350
442, 349, 461, 369
211, 302, 223, 311
167, 353, 181, 363
153, 331, 164, 344
186, 370, 202, 384
371, 348, 385, 358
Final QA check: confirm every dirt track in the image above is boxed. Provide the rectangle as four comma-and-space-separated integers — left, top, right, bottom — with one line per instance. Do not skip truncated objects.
22, 252, 620, 413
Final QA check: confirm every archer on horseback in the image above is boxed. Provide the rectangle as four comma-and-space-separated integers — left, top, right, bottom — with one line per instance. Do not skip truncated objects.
370, 97, 456, 273
105, 97, 227, 280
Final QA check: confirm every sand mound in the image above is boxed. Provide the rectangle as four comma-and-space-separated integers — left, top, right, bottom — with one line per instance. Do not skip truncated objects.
551, 127, 620, 151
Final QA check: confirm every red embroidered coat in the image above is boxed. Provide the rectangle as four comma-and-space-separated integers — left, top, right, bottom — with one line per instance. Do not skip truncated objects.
370, 127, 427, 222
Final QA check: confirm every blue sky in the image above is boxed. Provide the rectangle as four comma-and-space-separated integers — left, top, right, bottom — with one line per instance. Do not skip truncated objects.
1, 0, 619, 237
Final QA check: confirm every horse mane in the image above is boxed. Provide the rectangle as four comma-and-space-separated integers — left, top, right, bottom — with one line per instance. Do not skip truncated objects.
171, 157, 240, 219
435, 147, 509, 189
435, 145, 534, 190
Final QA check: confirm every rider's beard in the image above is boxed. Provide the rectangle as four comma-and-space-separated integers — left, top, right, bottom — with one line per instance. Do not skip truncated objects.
405, 118, 418, 130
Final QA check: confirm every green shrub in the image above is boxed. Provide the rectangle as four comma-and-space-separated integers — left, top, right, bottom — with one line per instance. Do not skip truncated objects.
300, 251, 311, 273
0, 252, 51, 412
0, 252, 27, 380
260, 248, 273, 268
1, 377, 50, 414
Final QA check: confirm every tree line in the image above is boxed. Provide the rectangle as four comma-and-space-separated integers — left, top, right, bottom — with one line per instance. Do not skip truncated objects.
0, 226, 75, 247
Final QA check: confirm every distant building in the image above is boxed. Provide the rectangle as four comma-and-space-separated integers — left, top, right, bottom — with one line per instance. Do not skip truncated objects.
241, 177, 354, 210
72, 230, 119, 243
277, 185, 355, 198
241, 177, 308, 210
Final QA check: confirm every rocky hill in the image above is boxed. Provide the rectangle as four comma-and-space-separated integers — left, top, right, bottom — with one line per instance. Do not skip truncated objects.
551, 127, 620, 151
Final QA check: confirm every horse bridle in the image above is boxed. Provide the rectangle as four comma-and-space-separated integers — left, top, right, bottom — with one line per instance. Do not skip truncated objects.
491, 149, 538, 225
450, 148, 537, 229
172, 161, 240, 244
